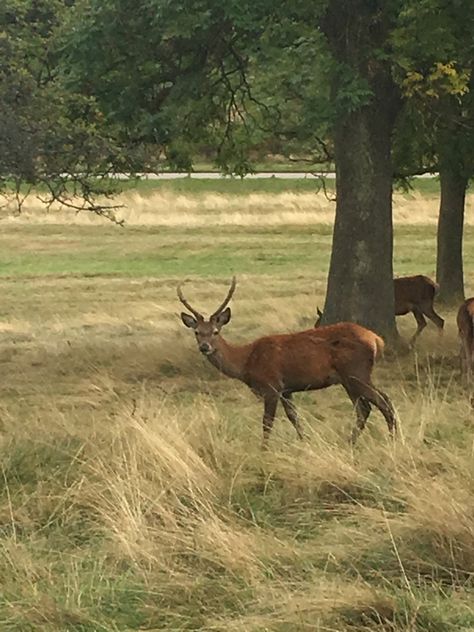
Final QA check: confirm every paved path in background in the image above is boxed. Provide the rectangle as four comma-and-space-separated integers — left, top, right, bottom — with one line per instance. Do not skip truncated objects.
116, 171, 438, 180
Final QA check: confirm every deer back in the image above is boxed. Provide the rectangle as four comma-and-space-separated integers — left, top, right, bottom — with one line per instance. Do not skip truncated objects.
241, 323, 381, 393
394, 275, 438, 315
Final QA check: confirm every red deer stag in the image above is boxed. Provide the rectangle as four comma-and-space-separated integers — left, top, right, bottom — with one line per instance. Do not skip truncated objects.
457, 298, 474, 384
178, 277, 396, 448
315, 275, 444, 346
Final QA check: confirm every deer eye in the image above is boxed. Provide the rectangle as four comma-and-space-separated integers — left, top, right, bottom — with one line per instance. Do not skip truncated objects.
213, 329, 219, 335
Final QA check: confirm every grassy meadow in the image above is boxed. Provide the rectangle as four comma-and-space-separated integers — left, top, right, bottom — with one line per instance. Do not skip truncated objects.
1, 179, 474, 630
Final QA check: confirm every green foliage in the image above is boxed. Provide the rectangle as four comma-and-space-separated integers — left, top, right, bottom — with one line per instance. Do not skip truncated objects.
59, 0, 335, 172
59, 0, 473, 181
61, 0, 270, 172
392, 0, 474, 180
0, 0, 148, 220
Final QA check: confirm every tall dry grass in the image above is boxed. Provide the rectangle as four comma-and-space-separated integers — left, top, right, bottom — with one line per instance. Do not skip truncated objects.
2, 187, 473, 227
0, 188, 473, 629
1, 308, 474, 629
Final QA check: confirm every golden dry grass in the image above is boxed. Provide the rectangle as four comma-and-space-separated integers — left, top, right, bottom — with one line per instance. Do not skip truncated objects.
2, 185, 473, 227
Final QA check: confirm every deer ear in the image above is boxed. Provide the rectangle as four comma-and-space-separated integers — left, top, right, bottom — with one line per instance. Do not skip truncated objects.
315, 306, 323, 328
215, 307, 231, 327
181, 312, 197, 329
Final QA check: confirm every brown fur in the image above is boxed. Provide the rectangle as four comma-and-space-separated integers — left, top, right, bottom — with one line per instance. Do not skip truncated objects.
179, 281, 395, 448
315, 275, 444, 346
457, 298, 474, 386
394, 275, 444, 344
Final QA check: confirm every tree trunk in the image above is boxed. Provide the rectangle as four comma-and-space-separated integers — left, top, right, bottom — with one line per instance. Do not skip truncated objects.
321, 105, 397, 340
320, 1, 399, 342
436, 167, 467, 304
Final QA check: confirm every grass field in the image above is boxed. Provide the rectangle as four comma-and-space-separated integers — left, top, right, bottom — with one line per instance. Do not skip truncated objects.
1, 181, 474, 631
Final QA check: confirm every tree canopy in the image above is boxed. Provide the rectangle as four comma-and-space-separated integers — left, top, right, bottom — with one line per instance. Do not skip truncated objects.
4, 0, 473, 181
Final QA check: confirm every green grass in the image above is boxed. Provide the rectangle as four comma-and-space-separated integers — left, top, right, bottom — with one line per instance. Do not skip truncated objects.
0, 184, 473, 631
1, 223, 469, 281
117, 174, 441, 196
189, 157, 335, 172
118, 174, 339, 195
0, 225, 332, 278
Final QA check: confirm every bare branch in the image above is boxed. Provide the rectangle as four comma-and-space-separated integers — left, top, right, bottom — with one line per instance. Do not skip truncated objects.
310, 172, 337, 202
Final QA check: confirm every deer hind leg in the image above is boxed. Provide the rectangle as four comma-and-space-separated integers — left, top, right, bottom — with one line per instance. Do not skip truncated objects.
342, 383, 372, 444
421, 302, 445, 334
409, 309, 427, 346
281, 392, 304, 440
262, 393, 279, 450
345, 376, 396, 442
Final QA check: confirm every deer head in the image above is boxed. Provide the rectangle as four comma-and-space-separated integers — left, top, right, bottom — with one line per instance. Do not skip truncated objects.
178, 277, 237, 355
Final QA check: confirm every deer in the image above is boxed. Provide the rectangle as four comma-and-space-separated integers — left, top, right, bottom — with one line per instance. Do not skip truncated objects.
315, 275, 444, 346
457, 298, 474, 387
178, 277, 396, 448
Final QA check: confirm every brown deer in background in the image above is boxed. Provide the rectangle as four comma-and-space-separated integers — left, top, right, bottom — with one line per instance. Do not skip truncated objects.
457, 298, 474, 386
315, 275, 444, 346
178, 277, 396, 448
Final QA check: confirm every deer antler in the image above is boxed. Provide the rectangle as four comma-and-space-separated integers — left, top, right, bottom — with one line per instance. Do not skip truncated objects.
211, 276, 237, 318
177, 282, 203, 320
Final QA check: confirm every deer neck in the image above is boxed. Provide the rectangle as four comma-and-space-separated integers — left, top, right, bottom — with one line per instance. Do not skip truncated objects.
206, 336, 251, 380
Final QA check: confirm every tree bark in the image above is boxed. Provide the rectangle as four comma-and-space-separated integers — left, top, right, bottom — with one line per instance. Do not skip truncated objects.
436, 166, 467, 304
320, 1, 399, 342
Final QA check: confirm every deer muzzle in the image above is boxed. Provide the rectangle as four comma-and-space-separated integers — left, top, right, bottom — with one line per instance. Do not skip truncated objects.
199, 342, 213, 355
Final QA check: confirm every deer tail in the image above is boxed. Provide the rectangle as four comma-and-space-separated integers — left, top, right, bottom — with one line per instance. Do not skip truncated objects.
374, 334, 385, 361
429, 278, 440, 296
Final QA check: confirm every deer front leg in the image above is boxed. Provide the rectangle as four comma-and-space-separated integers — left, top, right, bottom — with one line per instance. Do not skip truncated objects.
459, 341, 467, 383
459, 338, 474, 407
460, 338, 472, 383
281, 392, 304, 440
262, 393, 279, 450
410, 309, 427, 346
